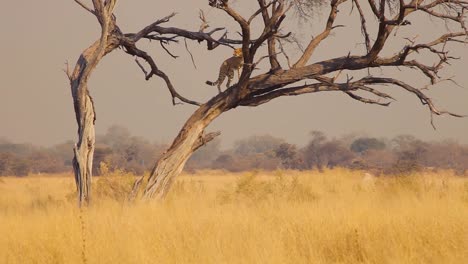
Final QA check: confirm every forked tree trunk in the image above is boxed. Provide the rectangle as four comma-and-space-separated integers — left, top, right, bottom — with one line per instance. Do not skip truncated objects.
142, 95, 234, 199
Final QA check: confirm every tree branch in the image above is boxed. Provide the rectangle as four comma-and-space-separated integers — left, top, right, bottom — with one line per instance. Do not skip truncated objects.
293, 0, 349, 68
193, 131, 222, 151
126, 16, 241, 50
74, 0, 95, 15
249, 1, 277, 24
210, 0, 251, 57
254, 0, 282, 70
344, 91, 391, 106
358, 76, 465, 128
352, 0, 371, 52
243, 72, 464, 129
124, 44, 201, 106
240, 82, 339, 106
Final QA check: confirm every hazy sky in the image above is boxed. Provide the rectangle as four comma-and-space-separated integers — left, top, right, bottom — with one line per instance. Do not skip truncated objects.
1, 1, 467, 147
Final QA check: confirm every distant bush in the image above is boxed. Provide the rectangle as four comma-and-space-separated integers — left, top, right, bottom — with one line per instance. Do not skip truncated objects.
1, 128, 468, 176
350, 137, 386, 154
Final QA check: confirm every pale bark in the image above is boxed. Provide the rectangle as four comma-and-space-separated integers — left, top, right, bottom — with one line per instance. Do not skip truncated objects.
69, 43, 101, 206
142, 96, 231, 199
68, 0, 120, 206
69, 42, 119, 206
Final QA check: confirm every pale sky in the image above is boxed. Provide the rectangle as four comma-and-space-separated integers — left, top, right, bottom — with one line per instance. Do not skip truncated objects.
1, 1, 467, 147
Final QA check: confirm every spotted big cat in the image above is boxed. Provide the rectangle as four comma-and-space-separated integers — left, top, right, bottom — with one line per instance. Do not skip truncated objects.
206, 48, 244, 93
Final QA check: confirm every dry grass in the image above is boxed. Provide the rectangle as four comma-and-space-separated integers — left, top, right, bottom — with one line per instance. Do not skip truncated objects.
0, 169, 467, 264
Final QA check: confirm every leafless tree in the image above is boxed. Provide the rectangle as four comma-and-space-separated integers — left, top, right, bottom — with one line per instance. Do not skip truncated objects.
67, 0, 467, 205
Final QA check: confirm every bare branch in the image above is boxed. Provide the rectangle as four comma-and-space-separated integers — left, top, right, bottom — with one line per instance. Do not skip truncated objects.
244, 72, 464, 129
133, 13, 178, 41
404, 60, 438, 84
135, 58, 149, 76
344, 91, 392, 106
126, 13, 242, 51
63, 60, 72, 81
249, 1, 277, 24
397, 32, 466, 62
253, 0, 288, 70
357, 85, 395, 101
104, 0, 117, 14
145, 34, 179, 42
252, 52, 282, 70
240, 82, 338, 106
159, 41, 179, 59
184, 39, 197, 69
219, 2, 252, 58
199, 9, 210, 32
359, 76, 465, 120
193, 131, 222, 151
74, 0, 95, 15
125, 44, 201, 106
352, 0, 371, 52
367, 0, 380, 17
278, 39, 292, 68
293, 0, 349, 68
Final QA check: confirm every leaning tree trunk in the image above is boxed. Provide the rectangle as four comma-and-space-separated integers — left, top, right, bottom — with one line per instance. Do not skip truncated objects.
141, 94, 235, 199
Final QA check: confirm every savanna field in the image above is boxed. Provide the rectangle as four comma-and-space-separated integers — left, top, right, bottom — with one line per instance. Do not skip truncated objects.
0, 169, 467, 264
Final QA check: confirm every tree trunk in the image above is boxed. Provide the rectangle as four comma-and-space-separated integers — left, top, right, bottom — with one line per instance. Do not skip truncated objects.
69, 37, 118, 206
71, 85, 95, 207
67, 0, 121, 208
70, 52, 98, 207
142, 95, 233, 199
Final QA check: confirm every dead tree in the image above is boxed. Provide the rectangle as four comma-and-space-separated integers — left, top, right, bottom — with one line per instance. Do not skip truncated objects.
68, 0, 467, 203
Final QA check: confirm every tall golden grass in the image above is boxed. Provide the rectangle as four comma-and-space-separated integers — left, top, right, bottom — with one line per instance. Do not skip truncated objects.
0, 169, 467, 264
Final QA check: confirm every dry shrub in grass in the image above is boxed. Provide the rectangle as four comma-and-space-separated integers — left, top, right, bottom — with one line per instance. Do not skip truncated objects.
63, 169, 138, 203
379, 174, 424, 198
376, 173, 456, 200
287, 176, 320, 202
464, 182, 468, 203
30, 194, 65, 211
165, 180, 207, 200
92, 169, 137, 202
94, 175, 136, 202
217, 171, 319, 204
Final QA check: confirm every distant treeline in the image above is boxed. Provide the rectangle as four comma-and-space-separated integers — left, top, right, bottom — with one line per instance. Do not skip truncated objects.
1, 126, 467, 176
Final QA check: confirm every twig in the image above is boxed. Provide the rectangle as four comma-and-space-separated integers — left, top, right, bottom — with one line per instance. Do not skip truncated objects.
185, 39, 197, 69
135, 58, 149, 78
278, 40, 291, 68
160, 41, 179, 59
63, 61, 72, 81
74, 0, 95, 15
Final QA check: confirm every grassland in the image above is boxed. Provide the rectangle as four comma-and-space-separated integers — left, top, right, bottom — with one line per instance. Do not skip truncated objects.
0, 169, 467, 264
